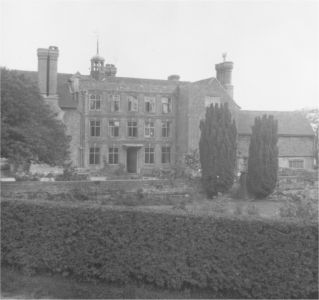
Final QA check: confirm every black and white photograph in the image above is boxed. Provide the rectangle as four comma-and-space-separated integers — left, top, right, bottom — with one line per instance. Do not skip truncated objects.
1, 0, 318, 299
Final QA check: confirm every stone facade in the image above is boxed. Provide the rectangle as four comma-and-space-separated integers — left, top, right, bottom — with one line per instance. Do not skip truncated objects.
28, 45, 316, 173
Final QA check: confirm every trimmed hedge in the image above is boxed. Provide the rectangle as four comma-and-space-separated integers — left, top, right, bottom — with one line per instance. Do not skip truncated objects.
1, 200, 318, 299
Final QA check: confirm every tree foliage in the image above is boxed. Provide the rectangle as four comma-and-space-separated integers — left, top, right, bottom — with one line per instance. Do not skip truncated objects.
247, 115, 278, 199
199, 103, 237, 198
299, 108, 319, 168
1, 68, 70, 171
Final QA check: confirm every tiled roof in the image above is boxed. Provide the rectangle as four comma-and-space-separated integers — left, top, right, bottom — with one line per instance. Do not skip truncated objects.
79, 75, 189, 94
238, 110, 314, 136
13, 70, 76, 108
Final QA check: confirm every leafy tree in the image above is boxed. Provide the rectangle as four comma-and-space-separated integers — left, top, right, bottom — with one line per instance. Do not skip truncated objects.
1, 68, 70, 172
199, 103, 237, 198
246, 115, 278, 199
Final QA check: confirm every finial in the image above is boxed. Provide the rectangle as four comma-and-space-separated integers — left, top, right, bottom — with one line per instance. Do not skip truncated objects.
222, 52, 227, 62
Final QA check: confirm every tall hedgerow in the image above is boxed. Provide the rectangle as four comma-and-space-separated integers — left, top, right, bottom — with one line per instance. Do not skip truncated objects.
247, 115, 278, 198
199, 103, 237, 198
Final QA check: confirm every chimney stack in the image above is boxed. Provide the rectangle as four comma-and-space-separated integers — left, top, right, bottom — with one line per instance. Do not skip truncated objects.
37, 46, 59, 96
167, 74, 180, 81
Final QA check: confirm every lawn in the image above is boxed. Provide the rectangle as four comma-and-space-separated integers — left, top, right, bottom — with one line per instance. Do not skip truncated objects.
1, 266, 242, 299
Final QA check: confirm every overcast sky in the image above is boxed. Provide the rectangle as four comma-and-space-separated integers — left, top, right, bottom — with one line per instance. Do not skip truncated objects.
1, 0, 318, 111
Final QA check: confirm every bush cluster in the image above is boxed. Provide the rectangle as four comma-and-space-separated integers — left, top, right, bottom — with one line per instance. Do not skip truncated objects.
1, 200, 318, 299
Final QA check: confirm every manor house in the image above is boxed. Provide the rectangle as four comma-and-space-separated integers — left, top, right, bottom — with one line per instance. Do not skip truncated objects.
20, 46, 315, 174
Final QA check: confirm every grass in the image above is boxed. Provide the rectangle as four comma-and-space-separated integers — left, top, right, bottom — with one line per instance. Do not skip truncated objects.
1, 265, 187, 299
1, 265, 243, 299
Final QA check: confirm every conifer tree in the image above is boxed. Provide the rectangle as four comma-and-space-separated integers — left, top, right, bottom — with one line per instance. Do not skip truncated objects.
247, 115, 278, 198
199, 103, 237, 198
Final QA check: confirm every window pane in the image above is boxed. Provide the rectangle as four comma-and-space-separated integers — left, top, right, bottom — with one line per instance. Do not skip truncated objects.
109, 148, 119, 164
114, 126, 119, 137
161, 146, 170, 163
145, 97, 155, 113
145, 147, 154, 164
162, 97, 171, 113
289, 160, 304, 169
89, 147, 100, 164
89, 153, 94, 164
96, 100, 101, 110
95, 150, 100, 164
128, 96, 138, 112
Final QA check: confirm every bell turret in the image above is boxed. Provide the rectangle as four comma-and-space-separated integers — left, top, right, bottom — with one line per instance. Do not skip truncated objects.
90, 40, 105, 80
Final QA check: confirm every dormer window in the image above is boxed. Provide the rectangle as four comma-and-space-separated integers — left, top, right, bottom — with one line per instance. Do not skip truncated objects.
89, 94, 101, 111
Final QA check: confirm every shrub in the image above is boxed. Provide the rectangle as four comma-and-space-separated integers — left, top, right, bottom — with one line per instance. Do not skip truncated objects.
247, 115, 278, 199
1, 200, 318, 299
279, 201, 318, 221
184, 149, 201, 178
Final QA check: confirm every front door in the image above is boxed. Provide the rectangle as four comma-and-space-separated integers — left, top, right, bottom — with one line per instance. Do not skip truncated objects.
127, 148, 137, 173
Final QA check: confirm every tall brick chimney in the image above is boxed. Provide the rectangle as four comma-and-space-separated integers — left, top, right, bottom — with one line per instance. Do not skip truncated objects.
37, 46, 62, 117
37, 46, 59, 96
215, 54, 234, 98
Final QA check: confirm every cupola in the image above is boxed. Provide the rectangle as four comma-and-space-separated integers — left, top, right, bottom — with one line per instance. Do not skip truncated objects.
90, 40, 105, 80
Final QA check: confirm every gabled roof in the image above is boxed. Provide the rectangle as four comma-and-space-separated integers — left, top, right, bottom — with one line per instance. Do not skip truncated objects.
238, 110, 315, 136
192, 77, 240, 108
13, 70, 76, 108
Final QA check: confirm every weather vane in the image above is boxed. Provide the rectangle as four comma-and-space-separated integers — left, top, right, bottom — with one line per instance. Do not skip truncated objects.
222, 52, 227, 62
93, 30, 99, 55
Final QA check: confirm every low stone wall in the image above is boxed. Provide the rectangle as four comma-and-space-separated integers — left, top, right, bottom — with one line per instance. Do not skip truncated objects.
277, 176, 318, 191
1, 179, 170, 198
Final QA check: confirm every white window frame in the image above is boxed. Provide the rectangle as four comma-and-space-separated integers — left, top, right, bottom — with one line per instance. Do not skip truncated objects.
108, 147, 119, 165
128, 95, 138, 112
89, 94, 101, 111
111, 94, 120, 112
145, 96, 156, 113
108, 120, 120, 137
162, 121, 170, 137
145, 147, 155, 164
127, 120, 138, 137
90, 120, 101, 137
161, 146, 171, 164
89, 146, 100, 165
161, 97, 172, 114
144, 120, 155, 138
288, 159, 304, 169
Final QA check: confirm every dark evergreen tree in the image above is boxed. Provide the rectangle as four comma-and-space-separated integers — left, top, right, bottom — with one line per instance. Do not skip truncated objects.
199, 103, 237, 198
247, 115, 278, 198
1, 68, 71, 172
